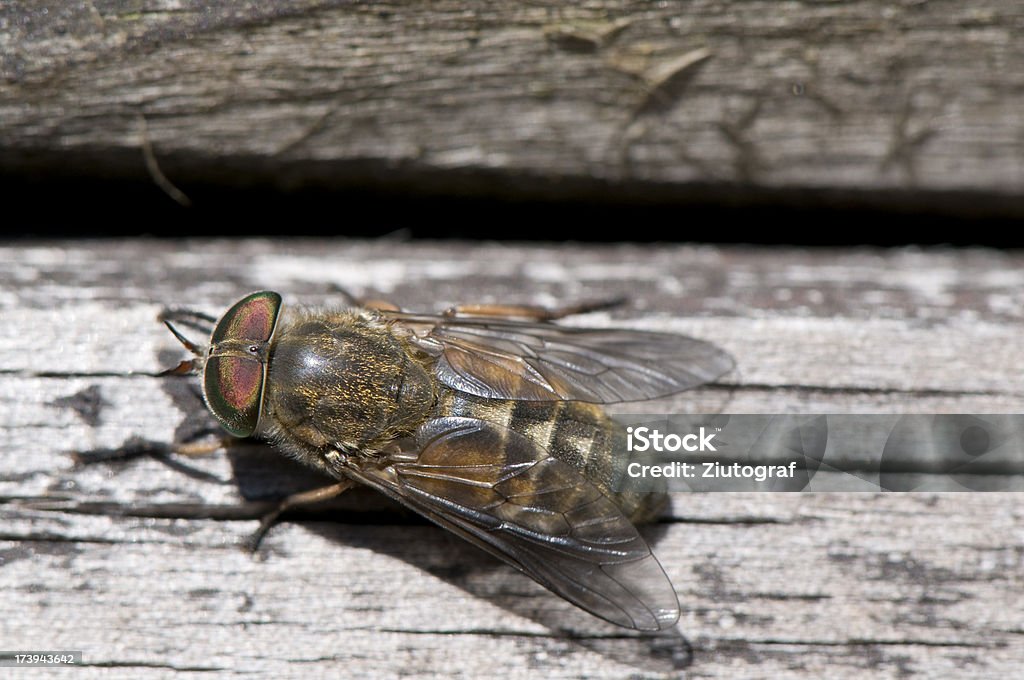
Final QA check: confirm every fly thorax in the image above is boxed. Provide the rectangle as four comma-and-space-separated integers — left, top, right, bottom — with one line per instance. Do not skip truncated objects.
262, 316, 433, 453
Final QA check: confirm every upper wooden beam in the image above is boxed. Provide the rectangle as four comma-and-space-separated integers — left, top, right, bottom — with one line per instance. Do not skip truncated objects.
1, 2, 1022, 214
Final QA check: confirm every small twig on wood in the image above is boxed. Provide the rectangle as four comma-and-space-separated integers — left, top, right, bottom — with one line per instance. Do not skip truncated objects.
138, 113, 192, 207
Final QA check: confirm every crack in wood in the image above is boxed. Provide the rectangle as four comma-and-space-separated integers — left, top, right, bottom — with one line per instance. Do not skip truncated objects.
718, 637, 1002, 649
80, 661, 226, 672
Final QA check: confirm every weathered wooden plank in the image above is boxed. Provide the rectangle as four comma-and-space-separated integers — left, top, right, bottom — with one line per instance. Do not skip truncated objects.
2, 497, 1022, 678
2, 2, 1023, 212
1, 241, 1023, 677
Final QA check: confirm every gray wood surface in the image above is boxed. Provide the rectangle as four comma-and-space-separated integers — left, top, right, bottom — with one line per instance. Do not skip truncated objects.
1, 241, 1023, 678
2, 2, 1023, 212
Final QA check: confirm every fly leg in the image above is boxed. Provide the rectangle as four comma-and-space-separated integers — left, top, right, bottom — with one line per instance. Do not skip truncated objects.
157, 308, 217, 335
361, 299, 401, 312
334, 288, 623, 319
443, 297, 626, 321
70, 432, 235, 465
173, 436, 236, 457
328, 284, 402, 312
247, 479, 354, 551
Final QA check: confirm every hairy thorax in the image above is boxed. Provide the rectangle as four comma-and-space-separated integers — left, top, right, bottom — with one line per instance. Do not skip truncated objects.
259, 310, 435, 461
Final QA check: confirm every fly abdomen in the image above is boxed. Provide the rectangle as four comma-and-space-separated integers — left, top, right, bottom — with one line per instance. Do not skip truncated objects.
436, 390, 667, 523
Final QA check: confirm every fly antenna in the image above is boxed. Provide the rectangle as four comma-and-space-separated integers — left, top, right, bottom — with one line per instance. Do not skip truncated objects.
163, 319, 202, 356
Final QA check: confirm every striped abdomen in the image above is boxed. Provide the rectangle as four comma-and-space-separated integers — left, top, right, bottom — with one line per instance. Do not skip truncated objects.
434, 389, 667, 523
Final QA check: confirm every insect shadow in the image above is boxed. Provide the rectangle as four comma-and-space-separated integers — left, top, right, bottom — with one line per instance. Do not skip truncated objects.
301, 514, 693, 673
234, 454, 694, 674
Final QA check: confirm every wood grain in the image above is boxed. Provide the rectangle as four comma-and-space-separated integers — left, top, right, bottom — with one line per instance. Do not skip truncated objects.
1, 240, 1023, 677
2, 2, 1023, 213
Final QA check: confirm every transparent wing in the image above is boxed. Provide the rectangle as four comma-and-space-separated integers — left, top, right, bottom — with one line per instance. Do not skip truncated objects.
340, 417, 680, 631
386, 311, 734, 402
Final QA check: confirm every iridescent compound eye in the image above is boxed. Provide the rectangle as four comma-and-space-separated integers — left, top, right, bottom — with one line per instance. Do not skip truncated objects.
203, 291, 282, 437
